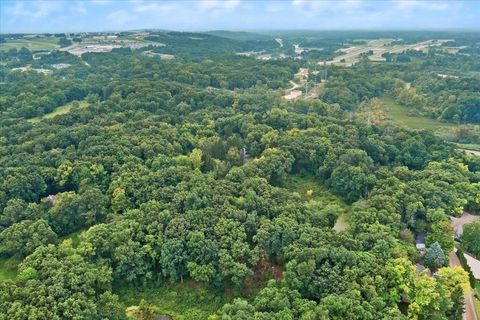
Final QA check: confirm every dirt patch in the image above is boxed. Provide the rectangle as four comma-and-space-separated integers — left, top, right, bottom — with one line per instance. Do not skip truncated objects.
451, 213, 480, 238
242, 254, 284, 295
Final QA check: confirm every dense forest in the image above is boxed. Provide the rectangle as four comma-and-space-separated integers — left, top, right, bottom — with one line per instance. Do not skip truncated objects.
0, 30, 479, 319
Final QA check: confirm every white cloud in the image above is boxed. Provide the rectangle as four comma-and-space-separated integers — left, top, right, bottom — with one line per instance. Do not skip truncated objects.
134, 3, 176, 14
107, 10, 137, 26
71, 2, 87, 15
266, 3, 288, 13
5, 0, 62, 20
198, 0, 241, 12
292, 0, 364, 13
90, 0, 112, 4
393, 0, 452, 11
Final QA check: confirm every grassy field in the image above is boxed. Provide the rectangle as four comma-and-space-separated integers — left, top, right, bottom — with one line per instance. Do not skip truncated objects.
454, 143, 480, 151
29, 100, 89, 123
117, 282, 233, 320
380, 96, 455, 133
286, 175, 344, 204
0, 37, 60, 52
0, 257, 19, 281
285, 175, 350, 230
379, 97, 480, 157
59, 229, 85, 248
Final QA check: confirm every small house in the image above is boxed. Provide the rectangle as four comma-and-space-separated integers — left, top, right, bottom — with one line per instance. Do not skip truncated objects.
416, 230, 426, 252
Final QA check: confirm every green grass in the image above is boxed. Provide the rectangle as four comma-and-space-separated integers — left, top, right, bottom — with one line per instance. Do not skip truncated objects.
0, 37, 60, 52
285, 175, 350, 231
117, 282, 233, 320
0, 257, 19, 281
285, 175, 345, 205
28, 100, 89, 123
60, 229, 85, 248
454, 142, 480, 152
380, 96, 455, 133
67, 230, 233, 318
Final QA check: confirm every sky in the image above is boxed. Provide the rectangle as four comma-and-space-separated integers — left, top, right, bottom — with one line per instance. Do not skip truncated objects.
1, 0, 479, 33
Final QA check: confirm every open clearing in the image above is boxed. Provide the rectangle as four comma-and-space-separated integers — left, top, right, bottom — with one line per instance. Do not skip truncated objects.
117, 282, 233, 320
285, 175, 349, 231
458, 147, 480, 157
380, 97, 480, 157
323, 39, 452, 66
0, 258, 18, 281
284, 68, 307, 100
380, 96, 455, 133
0, 37, 60, 52
60, 37, 164, 56
28, 100, 89, 123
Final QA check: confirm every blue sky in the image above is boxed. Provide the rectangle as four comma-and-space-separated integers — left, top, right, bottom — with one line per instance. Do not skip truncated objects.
1, 0, 479, 33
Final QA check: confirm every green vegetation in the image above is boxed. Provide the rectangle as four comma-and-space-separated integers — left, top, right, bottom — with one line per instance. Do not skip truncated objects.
28, 100, 89, 123
381, 96, 455, 132
462, 221, 480, 258
59, 229, 85, 248
0, 30, 479, 319
118, 282, 233, 320
0, 258, 18, 281
0, 37, 60, 52
285, 174, 347, 206
286, 175, 350, 230
455, 143, 480, 151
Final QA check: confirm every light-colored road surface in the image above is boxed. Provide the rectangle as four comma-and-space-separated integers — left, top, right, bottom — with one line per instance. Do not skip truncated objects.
464, 252, 480, 280
449, 251, 478, 320
284, 68, 309, 100
322, 38, 453, 67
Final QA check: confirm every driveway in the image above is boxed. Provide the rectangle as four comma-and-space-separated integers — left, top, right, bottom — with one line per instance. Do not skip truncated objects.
449, 250, 478, 320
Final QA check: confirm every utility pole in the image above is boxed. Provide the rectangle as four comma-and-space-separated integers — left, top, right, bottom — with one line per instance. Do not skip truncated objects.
323, 61, 327, 82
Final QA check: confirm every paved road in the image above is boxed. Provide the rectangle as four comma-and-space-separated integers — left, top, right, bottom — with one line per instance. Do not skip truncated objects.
449, 251, 478, 320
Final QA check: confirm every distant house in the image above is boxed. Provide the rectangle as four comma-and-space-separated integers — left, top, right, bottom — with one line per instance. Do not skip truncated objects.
416, 230, 426, 252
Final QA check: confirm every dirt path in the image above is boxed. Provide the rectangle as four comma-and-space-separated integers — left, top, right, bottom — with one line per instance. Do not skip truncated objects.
333, 213, 347, 232
284, 68, 308, 100
449, 250, 478, 320
460, 149, 480, 157
288, 80, 300, 90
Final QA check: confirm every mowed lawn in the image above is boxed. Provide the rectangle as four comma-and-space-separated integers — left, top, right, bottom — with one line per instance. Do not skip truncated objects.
0, 37, 60, 52
29, 100, 89, 123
